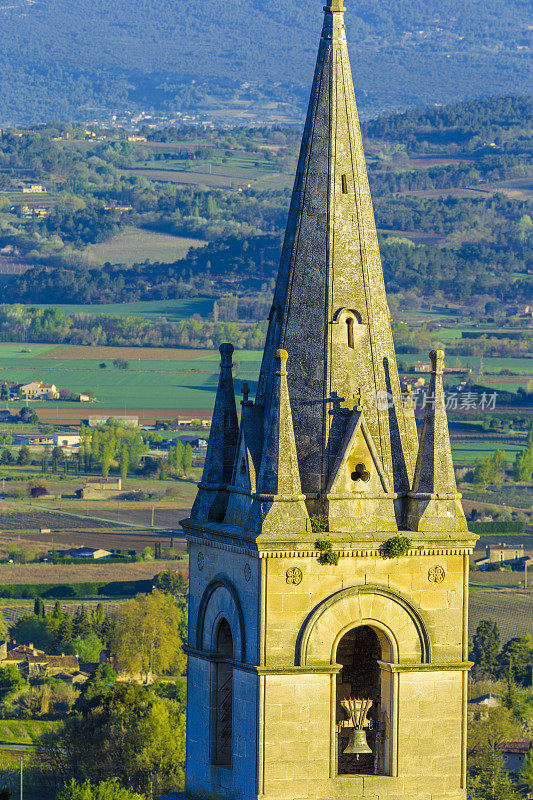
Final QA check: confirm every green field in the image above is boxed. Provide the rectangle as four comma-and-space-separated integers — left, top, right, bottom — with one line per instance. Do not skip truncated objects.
83, 226, 206, 266
0, 342, 528, 426
0, 719, 60, 745
451, 441, 526, 465
0, 345, 263, 410
398, 352, 533, 375
21, 298, 215, 322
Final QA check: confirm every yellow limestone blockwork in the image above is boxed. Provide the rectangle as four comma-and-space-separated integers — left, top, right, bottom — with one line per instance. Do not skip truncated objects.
182, 1, 476, 798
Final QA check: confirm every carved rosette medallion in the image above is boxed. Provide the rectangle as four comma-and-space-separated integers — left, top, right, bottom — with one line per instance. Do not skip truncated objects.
197, 551, 205, 571
286, 567, 303, 585
428, 565, 445, 583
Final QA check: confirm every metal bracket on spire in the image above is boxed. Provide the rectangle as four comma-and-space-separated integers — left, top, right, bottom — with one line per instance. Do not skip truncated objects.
340, 388, 363, 412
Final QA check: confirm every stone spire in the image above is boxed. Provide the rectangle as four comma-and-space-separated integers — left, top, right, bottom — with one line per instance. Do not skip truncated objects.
406, 350, 468, 533
190, 343, 239, 523
255, 0, 417, 499
246, 350, 309, 535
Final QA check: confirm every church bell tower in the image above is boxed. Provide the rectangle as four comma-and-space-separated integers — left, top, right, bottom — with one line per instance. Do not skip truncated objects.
182, 2, 476, 797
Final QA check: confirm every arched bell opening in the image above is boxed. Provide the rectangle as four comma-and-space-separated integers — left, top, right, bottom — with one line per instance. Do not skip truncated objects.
335, 625, 389, 776
212, 618, 233, 767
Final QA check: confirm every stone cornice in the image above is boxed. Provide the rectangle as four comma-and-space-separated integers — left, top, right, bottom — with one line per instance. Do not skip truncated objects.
183, 518, 477, 557
378, 660, 474, 673
184, 646, 473, 675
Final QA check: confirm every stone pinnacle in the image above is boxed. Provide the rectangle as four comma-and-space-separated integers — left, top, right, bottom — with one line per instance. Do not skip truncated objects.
324, 0, 346, 11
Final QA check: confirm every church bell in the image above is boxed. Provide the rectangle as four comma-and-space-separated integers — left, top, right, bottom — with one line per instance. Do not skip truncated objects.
343, 728, 372, 755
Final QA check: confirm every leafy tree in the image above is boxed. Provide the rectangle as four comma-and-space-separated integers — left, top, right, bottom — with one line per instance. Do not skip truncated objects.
153, 569, 188, 596
51, 445, 64, 471
16, 445, 31, 465
57, 615, 74, 650
38, 683, 185, 795
168, 441, 185, 476
9, 614, 54, 652
520, 747, 533, 794
468, 748, 519, 800
75, 663, 118, 712
119, 447, 129, 482
110, 590, 185, 681
19, 408, 38, 424
498, 636, 533, 686
472, 621, 501, 680
468, 704, 523, 800
0, 448, 13, 464
513, 426, 533, 482
57, 778, 146, 800
142, 547, 154, 562
33, 597, 46, 618
182, 444, 193, 477
28, 479, 49, 498
0, 664, 28, 702
472, 450, 507, 486
73, 606, 91, 639
68, 634, 103, 663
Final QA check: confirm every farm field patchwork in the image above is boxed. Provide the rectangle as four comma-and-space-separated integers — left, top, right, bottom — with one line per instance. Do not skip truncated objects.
0, 522, 184, 553
0, 559, 186, 586
0, 344, 263, 410
125, 168, 251, 188
469, 587, 533, 644
82, 226, 207, 267
21, 299, 215, 322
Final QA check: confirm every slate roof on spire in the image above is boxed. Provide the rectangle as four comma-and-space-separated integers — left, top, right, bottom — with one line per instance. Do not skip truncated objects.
190, 343, 238, 522
246, 349, 309, 535
255, 0, 417, 497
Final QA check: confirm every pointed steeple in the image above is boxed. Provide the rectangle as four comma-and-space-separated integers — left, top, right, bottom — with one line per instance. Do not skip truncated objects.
246, 350, 309, 535
406, 350, 468, 533
255, 0, 417, 498
190, 343, 239, 523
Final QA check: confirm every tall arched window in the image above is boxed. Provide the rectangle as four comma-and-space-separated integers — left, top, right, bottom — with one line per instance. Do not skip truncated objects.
336, 626, 383, 775
213, 619, 233, 766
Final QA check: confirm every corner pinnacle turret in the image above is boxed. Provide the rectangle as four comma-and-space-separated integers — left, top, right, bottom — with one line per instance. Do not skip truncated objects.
406, 350, 468, 533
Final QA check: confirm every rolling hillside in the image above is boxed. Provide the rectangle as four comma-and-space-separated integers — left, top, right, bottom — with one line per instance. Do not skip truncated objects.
0, 0, 531, 123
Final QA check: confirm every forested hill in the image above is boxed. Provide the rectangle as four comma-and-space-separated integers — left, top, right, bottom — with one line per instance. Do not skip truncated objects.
1, 0, 531, 124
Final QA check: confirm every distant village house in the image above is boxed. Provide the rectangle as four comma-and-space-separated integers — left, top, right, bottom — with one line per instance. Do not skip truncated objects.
0, 642, 79, 677
499, 740, 532, 779
21, 184, 47, 194
59, 546, 112, 560
14, 381, 58, 399
475, 543, 530, 569
12, 433, 54, 446
53, 432, 81, 449
81, 477, 122, 498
